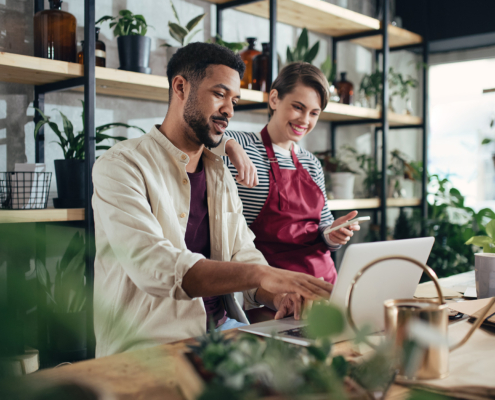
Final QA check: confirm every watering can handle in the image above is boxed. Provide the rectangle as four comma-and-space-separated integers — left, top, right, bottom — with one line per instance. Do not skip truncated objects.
345, 255, 444, 350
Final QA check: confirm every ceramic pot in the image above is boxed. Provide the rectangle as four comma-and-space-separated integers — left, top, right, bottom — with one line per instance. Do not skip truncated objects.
330, 172, 355, 199
117, 35, 151, 74
475, 253, 495, 298
53, 159, 85, 208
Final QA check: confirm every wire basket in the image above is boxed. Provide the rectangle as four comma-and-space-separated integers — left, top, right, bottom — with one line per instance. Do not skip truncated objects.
0, 172, 52, 210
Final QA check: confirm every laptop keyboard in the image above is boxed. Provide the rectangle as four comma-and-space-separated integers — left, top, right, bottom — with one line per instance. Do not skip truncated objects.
278, 326, 308, 338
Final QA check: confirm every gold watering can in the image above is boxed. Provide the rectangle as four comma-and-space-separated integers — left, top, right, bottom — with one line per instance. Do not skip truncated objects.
345, 255, 495, 381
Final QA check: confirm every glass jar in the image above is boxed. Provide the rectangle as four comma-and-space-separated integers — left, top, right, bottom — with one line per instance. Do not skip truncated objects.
337, 72, 354, 105
239, 38, 261, 90
78, 27, 106, 67
34, 0, 77, 62
252, 43, 270, 93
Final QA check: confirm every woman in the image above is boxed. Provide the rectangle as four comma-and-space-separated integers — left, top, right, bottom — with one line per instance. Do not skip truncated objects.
224, 62, 360, 284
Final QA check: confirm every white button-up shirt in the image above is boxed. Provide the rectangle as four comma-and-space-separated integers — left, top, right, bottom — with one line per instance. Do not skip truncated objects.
92, 125, 266, 357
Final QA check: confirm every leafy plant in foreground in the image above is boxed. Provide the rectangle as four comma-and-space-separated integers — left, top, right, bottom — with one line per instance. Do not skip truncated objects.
465, 218, 495, 253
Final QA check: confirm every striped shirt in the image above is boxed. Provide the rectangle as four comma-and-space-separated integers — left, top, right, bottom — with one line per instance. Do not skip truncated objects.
223, 130, 338, 250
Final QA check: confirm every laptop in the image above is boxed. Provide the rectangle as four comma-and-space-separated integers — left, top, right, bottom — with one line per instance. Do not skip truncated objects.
239, 237, 435, 346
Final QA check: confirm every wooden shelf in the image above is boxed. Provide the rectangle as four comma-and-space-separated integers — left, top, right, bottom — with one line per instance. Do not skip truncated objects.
208, 0, 422, 49
0, 208, 85, 224
328, 197, 421, 210
483, 88, 495, 94
0, 52, 267, 105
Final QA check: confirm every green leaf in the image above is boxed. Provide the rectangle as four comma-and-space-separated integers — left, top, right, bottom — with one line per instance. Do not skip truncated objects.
296, 28, 309, 54
331, 355, 349, 378
186, 13, 205, 32
169, 22, 188, 40
486, 219, 495, 239
58, 110, 74, 144
306, 302, 344, 339
307, 345, 327, 361
465, 236, 493, 246
170, 0, 181, 24
304, 41, 320, 63
96, 15, 114, 25
184, 28, 202, 45
96, 145, 111, 151
286, 47, 294, 63
320, 55, 332, 81
169, 28, 183, 45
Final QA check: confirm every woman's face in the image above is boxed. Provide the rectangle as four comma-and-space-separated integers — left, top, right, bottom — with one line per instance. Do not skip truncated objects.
269, 83, 322, 144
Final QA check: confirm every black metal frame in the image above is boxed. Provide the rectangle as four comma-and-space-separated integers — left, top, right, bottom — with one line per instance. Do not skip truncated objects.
33, 0, 97, 362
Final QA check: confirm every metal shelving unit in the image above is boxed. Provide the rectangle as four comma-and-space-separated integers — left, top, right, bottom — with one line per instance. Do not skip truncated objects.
216, 0, 428, 241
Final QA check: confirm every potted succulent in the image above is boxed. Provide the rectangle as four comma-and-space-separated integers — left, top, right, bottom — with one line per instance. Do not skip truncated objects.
97, 10, 153, 74
466, 218, 495, 298
315, 146, 358, 199
36, 232, 87, 362
34, 101, 145, 208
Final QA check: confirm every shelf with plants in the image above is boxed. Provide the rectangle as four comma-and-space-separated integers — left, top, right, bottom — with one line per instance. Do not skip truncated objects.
0, 52, 267, 105
208, 0, 422, 49
0, 208, 85, 224
328, 197, 421, 211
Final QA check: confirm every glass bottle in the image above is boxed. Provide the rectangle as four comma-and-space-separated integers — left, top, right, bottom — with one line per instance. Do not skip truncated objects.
239, 38, 261, 90
252, 43, 270, 93
34, 0, 77, 63
337, 72, 354, 105
78, 27, 106, 67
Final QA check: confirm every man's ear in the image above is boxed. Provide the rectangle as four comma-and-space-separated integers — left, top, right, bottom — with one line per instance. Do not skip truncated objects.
171, 75, 188, 102
268, 89, 279, 112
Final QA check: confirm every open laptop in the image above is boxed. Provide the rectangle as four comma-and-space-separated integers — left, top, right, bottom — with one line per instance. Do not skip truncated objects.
239, 237, 435, 346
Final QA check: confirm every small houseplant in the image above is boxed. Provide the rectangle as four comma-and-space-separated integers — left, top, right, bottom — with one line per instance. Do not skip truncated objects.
161, 1, 205, 47
388, 150, 421, 198
210, 35, 248, 53
356, 153, 382, 198
315, 146, 358, 199
34, 101, 145, 208
359, 69, 383, 109
388, 67, 418, 114
97, 10, 153, 73
37, 231, 88, 362
286, 28, 319, 64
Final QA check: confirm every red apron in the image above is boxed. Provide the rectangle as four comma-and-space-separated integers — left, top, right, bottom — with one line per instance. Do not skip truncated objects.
249, 126, 337, 284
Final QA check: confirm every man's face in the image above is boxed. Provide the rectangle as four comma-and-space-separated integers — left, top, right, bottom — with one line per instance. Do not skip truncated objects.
183, 65, 241, 148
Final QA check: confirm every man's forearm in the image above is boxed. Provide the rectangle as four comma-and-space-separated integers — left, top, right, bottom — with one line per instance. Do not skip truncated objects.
182, 259, 265, 298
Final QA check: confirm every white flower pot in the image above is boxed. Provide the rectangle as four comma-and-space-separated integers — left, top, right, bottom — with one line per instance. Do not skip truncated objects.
330, 172, 355, 199
475, 253, 495, 299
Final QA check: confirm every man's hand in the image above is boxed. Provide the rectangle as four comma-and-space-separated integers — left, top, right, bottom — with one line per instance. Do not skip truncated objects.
225, 139, 259, 188
325, 210, 361, 245
273, 293, 303, 320
258, 265, 333, 301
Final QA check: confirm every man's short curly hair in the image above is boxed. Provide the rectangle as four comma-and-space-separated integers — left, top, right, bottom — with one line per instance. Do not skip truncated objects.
166, 42, 246, 102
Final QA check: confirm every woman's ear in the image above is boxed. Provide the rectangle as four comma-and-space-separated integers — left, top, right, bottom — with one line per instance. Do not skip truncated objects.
268, 89, 279, 112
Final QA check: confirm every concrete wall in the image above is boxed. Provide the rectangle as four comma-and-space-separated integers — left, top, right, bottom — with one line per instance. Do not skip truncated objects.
0, 0, 422, 243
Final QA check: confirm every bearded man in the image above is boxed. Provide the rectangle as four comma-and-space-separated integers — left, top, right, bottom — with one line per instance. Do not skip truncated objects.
92, 42, 333, 357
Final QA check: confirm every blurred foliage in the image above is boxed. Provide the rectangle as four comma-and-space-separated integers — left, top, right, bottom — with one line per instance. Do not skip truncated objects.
286, 28, 319, 64
161, 1, 205, 47
465, 218, 495, 253
210, 35, 248, 53
393, 174, 495, 278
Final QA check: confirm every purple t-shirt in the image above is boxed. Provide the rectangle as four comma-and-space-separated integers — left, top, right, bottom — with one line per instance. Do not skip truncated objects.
184, 159, 226, 329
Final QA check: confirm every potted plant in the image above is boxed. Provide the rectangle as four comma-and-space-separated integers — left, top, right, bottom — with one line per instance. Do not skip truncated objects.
36, 232, 87, 362
388, 150, 421, 198
356, 153, 382, 198
315, 146, 358, 199
466, 218, 495, 298
320, 55, 339, 103
359, 69, 383, 109
210, 35, 248, 53
286, 28, 319, 64
34, 101, 145, 208
161, 1, 205, 48
97, 10, 153, 74
388, 67, 418, 114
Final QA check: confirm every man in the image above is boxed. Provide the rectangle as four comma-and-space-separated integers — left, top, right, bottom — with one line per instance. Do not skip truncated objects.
92, 43, 333, 358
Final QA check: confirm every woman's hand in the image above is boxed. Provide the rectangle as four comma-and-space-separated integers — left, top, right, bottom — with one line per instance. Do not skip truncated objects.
325, 210, 361, 245
225, 139, 259, 188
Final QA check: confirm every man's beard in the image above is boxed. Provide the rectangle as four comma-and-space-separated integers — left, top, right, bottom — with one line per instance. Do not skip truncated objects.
183, 90, 224, 149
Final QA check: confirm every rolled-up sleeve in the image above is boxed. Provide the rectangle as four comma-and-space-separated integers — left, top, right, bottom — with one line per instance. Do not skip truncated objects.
92, 154, 204, 301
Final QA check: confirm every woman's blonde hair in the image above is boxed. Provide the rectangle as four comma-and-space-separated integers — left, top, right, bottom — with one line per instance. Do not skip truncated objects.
269, 62, 330, 115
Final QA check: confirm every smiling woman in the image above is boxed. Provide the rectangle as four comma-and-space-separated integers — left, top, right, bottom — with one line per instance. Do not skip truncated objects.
222, 62, 361, 286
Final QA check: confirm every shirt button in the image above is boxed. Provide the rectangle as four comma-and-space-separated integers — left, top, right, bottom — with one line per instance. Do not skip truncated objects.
180, 212, 186, 218
181, 154, 187, 161
182, 179, 188, 185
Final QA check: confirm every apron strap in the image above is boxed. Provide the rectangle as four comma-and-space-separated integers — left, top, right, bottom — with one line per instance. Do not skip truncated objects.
260, 126, 289, 211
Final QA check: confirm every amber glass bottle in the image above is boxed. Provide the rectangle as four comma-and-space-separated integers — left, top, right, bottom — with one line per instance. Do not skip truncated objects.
337, 72, 354, 105
78, 27, 106, 67
252, 43, 270, 93
34, 0, 77, 62
239, 38, 261, 90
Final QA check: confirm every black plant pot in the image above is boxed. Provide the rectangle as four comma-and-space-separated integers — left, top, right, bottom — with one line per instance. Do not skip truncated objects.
117, 35, 151, 74
54, 159, 85, 209
48, 311, 87, 363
